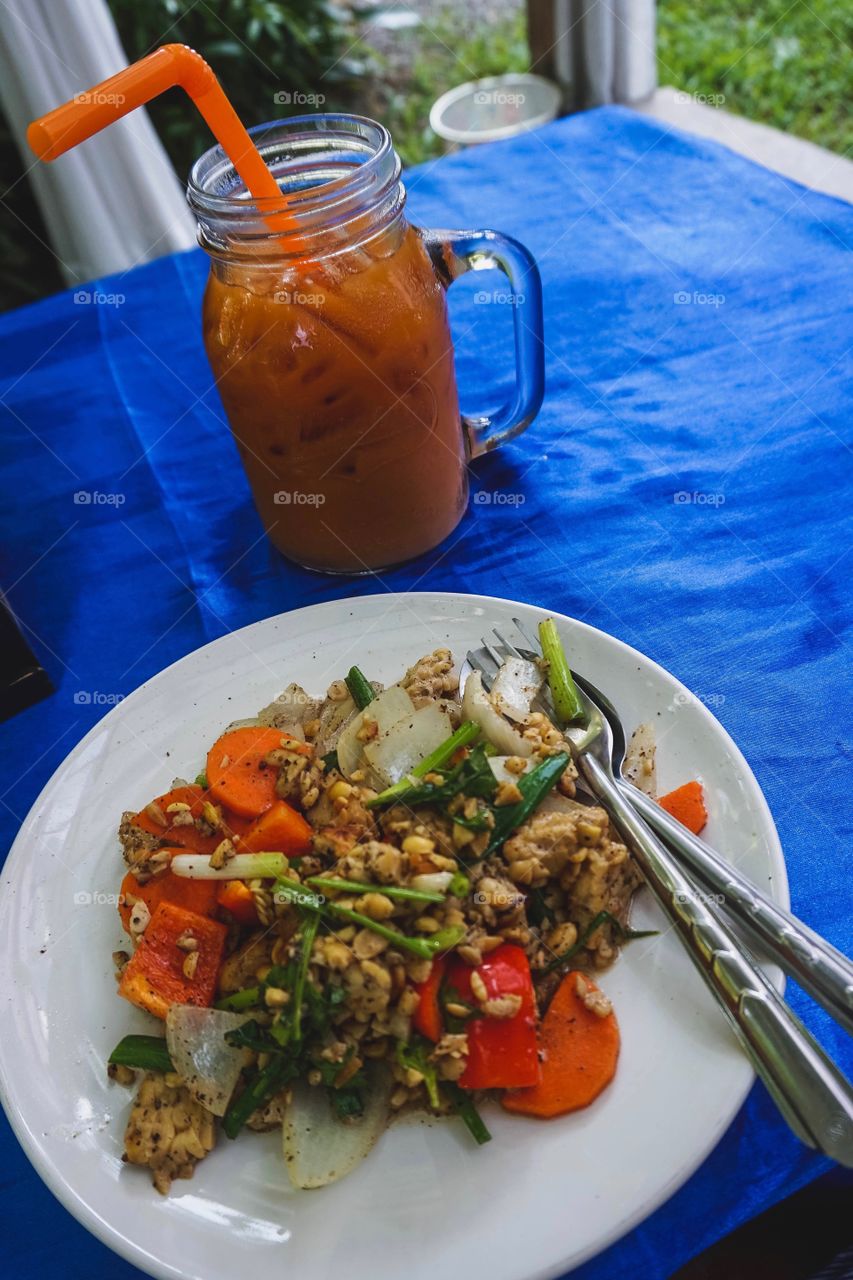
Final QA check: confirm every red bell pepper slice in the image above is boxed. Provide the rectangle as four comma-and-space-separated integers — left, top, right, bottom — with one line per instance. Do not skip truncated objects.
413, 954, 448, 1042
448, 944, 541, 1090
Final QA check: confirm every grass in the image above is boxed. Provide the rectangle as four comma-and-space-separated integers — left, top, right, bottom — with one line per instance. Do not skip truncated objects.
377, 1, 852, 166
657, 0, 853, 157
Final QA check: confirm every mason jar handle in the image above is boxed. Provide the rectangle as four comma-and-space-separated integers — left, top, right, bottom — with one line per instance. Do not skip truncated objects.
421, 228, 544, 458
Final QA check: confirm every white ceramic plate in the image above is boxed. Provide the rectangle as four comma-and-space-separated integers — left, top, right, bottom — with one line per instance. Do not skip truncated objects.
0, 592, 787, 1280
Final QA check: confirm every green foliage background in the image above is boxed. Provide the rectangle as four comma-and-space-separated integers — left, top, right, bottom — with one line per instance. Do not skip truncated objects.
0, 0, 850, 312
109, 0, 366, 181
657, 0, 853, 157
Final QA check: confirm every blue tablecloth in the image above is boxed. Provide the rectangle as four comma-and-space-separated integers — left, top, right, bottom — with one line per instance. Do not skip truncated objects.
1, 106, 851, 1279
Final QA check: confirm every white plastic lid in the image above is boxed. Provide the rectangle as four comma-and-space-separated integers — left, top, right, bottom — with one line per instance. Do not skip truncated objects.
429, 74, 562, 145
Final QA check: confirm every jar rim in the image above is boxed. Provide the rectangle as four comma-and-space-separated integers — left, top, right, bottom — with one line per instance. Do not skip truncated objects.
187, 113, 397, 219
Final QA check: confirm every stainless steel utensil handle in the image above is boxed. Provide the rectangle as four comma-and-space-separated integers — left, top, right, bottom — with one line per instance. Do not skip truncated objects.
622, 780, 853, 1038
580, 753, 853, 1164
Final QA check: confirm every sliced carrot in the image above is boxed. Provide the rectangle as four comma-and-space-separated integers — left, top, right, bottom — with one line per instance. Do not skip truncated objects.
118, 863, 218, 932
131, 784, 219, 855
222, 809, 253, 840
118, 901, 227, 1020
659, 780, 707, 835
206, 727, 308, 818
238, 798, 312, 855
502, 971, 619, 1118
216, 879, 259, 926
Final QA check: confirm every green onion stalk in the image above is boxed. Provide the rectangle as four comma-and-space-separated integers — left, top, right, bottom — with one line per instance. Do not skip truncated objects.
273, 877, 465, 960
108, 1034, 174, 1074
538, 618, 584, 724
482, 751, 571, 857
345, 666, 375, 710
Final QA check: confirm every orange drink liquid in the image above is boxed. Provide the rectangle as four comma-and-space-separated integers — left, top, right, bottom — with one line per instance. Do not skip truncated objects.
202, 220, 468, 573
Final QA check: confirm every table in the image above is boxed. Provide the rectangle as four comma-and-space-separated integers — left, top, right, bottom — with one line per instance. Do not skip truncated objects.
1, 105, 851, 1280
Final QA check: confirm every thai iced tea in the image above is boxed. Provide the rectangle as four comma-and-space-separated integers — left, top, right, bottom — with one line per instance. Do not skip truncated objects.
29, 83, 542, 575
203, 222, 468, 573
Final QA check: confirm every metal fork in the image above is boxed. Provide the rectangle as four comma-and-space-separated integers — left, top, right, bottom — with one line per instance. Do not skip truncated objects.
570, 668, 853, 1040
479, 622, 853, 1038
465, 624, 853, 1164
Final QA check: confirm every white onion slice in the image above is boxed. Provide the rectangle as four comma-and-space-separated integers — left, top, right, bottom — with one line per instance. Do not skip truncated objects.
314, 691, 358, 757
170, 852, 287, 880
462, 670, 533, 757
336, 686, 415, 778
363, 703, 453, 786
165, 1006, 253, 1116
283, 1068, 391, 1189
623, 722, 657, 798
491, 658, 543, 723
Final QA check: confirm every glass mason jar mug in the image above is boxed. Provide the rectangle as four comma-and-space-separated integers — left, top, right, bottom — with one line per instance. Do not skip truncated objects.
189, 115, 544, 573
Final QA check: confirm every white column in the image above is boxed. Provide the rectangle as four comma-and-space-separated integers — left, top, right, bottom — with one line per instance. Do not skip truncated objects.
537, 0, 657, 110
0, 0, 196, 286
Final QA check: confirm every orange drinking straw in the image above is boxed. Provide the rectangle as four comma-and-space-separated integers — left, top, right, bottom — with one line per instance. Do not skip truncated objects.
28, 44, 298, 238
